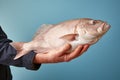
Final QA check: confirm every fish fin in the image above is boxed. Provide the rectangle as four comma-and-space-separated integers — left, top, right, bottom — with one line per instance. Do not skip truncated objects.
34, 47, 50, 53
14, 50, 29, 60
10, 42, 29, 60
10, 42, 25, 50
60, 34, 78, 41
33, 24, 54, 39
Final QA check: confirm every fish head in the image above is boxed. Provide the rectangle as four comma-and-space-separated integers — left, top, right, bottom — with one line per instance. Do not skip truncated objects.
76, 18, 111, 44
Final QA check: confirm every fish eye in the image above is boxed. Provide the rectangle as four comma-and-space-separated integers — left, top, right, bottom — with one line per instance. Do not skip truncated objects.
93, 20, 97, 24
90, 20, 97, 25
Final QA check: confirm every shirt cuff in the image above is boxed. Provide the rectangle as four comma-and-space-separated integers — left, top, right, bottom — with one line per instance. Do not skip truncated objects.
22, 51, 41, 70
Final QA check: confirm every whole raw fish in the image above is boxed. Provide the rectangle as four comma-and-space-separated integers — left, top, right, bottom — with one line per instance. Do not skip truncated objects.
10, 18, 110, 60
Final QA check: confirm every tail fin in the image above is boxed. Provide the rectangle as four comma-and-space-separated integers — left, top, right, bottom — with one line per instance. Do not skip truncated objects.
14, 50, 29, 60
10, 42, 30, 60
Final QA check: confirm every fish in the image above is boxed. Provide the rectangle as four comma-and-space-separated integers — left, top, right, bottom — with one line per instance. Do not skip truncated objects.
10, 18, 110, 60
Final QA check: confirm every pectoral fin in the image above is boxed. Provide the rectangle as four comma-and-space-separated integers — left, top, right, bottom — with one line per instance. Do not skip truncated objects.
60, 34, 78, 41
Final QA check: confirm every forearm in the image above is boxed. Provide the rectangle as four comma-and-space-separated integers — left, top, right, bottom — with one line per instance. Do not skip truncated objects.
0, 39, 41, 70
0, 26, 41, 70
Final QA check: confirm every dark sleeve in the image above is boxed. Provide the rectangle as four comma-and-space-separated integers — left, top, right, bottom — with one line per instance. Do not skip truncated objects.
0, 26, 41, 70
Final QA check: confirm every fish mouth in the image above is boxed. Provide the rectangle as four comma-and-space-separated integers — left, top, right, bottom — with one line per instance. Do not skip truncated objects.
100, 22, 111, 31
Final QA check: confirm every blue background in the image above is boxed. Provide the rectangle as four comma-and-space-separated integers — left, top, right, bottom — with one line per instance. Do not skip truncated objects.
0, 0, 120, 80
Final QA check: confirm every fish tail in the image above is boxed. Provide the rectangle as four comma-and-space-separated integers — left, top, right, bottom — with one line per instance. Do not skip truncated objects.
14, 50, 29, 60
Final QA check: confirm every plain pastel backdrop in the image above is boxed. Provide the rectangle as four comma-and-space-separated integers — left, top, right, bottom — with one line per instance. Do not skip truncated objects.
0, 0, 120, 80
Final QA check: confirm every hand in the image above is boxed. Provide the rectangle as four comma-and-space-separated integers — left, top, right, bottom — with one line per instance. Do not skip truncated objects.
33, 44, 89, 63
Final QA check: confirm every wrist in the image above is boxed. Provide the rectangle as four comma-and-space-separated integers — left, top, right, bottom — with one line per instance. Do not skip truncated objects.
33, 53, 42, 64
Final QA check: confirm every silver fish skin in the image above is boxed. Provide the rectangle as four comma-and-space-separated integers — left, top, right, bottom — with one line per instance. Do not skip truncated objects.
10, 18, 110, 60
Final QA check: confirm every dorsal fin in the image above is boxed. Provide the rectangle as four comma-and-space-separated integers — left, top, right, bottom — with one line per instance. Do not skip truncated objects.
33, 24, 54, 39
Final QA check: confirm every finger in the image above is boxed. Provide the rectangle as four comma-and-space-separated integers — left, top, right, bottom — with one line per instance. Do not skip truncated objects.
80, 44, 90, 55
57, 43, 71, 56
76, 45, 90, 57
65, 45, 84, 61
